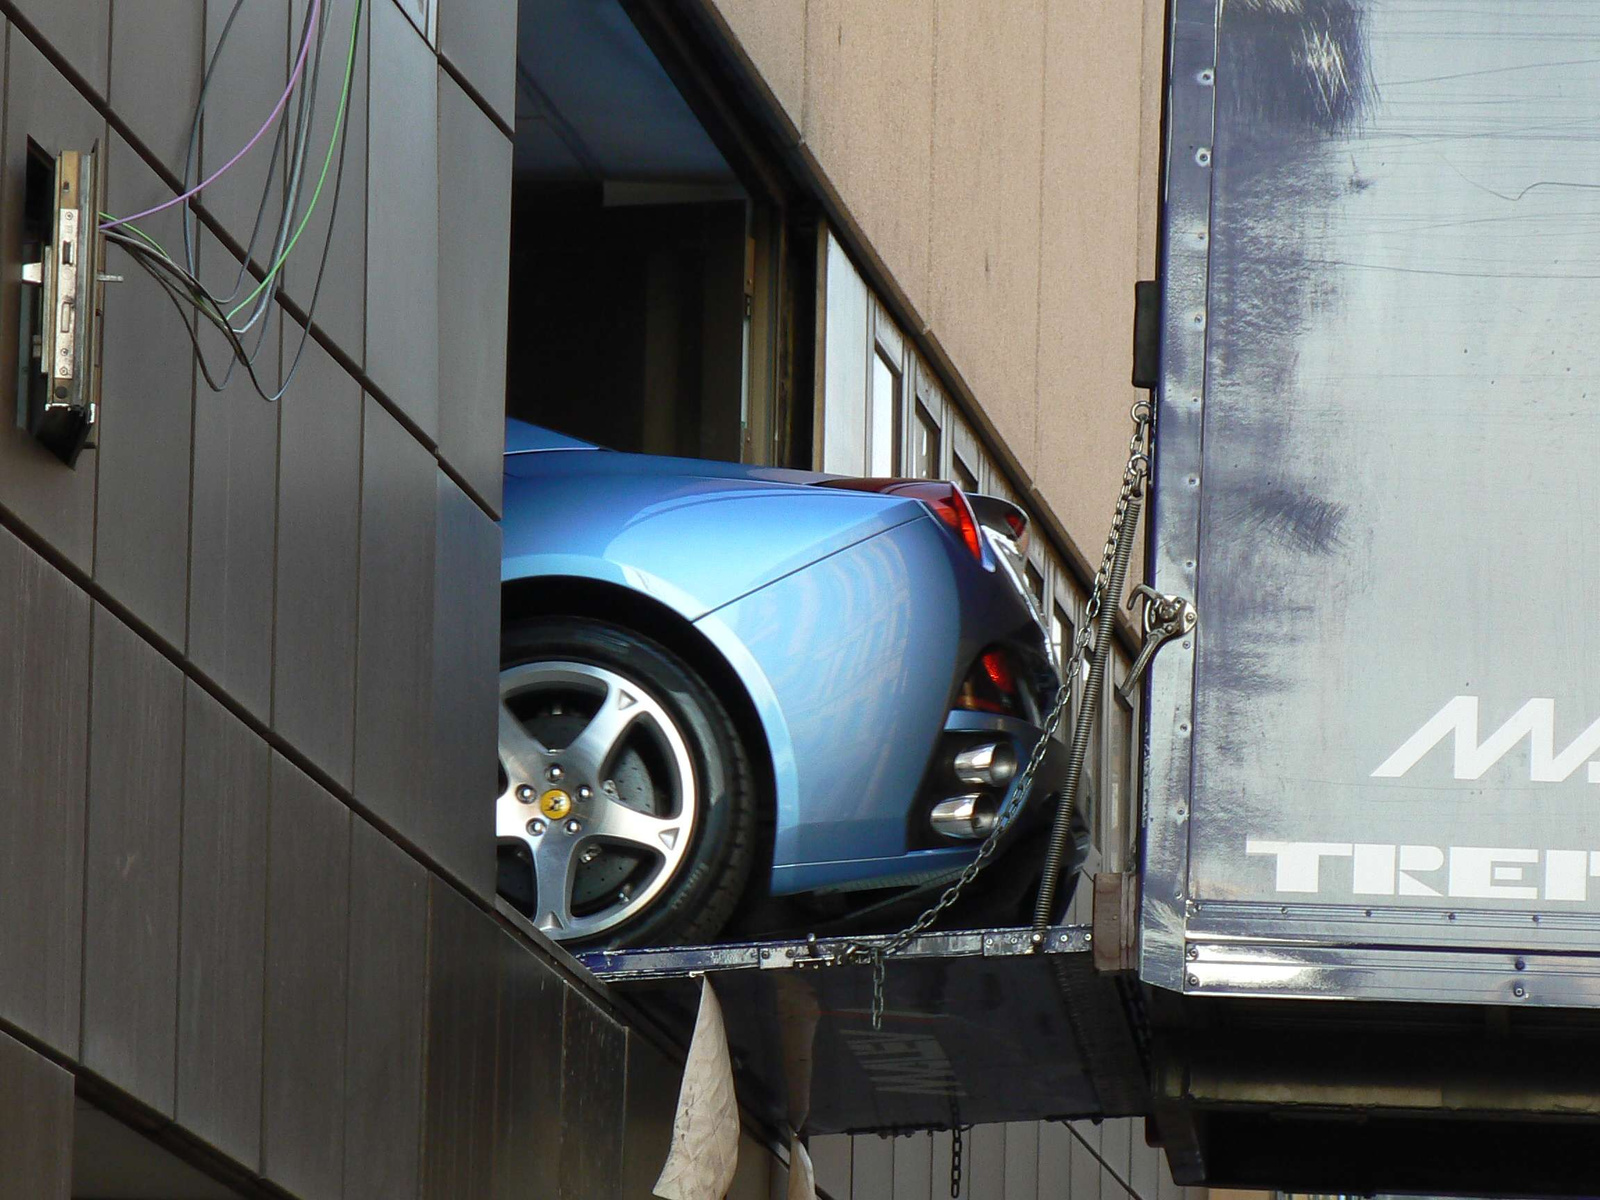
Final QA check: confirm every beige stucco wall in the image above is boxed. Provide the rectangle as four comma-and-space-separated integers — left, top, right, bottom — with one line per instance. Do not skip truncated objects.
705, 0, 1165, 572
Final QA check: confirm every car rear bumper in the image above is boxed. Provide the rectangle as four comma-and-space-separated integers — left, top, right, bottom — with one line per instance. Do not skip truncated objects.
769, 710, 1067, 896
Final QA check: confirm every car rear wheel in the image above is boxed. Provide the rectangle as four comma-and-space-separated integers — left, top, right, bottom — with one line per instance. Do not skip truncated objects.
496, 616, 756, 949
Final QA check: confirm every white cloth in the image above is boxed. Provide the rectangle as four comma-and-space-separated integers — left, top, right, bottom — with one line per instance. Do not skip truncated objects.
654, 977, 740, 1199
786, 1137, 818, 1200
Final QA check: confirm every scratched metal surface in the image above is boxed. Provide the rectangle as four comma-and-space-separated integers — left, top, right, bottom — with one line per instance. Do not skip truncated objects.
1148, 0, 1600, 988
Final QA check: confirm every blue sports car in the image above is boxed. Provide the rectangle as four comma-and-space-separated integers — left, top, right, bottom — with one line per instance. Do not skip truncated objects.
497, 420, 1078, 948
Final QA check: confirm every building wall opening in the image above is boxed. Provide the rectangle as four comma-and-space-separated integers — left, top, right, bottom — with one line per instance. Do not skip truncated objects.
509, 0, 798, 464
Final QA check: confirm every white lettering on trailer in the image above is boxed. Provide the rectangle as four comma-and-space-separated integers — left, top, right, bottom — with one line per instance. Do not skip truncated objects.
1245, 840, 1600, 902
1373, 696, 1600, 782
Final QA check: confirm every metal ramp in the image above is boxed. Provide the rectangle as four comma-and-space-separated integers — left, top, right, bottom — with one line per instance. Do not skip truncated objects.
577, 925, 1150, 1136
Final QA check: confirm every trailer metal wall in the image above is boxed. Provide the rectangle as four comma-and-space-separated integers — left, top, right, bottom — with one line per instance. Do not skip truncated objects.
0, 2, 779, 1195
1144, 0, 1600, 1006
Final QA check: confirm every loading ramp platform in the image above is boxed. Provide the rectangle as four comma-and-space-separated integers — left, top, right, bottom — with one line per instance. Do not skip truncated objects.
575, 923, 1150, 1136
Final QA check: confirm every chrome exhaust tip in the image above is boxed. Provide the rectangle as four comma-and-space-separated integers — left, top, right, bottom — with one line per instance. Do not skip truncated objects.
929, 794, 995, 840
953, 741, 1017, 787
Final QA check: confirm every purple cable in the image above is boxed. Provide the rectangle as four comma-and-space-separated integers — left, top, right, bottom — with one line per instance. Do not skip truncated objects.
100, 0, 321, 231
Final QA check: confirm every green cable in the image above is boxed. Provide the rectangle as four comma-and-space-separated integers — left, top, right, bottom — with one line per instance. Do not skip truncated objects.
99, 212, 169, 258
226, 0, 362, 320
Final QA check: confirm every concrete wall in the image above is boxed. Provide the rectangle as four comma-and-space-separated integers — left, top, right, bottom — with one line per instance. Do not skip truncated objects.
0, 1, 751, 1196
705, 0, 1165, 578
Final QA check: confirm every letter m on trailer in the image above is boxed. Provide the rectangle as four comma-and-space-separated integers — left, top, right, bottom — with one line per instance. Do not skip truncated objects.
1372, 696, 1600, 783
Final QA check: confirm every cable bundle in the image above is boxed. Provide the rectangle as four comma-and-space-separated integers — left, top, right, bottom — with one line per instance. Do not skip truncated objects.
100, 0, 363, 402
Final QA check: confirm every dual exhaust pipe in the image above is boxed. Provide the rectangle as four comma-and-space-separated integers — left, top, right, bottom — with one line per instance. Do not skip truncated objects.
929, 742, 1017, 840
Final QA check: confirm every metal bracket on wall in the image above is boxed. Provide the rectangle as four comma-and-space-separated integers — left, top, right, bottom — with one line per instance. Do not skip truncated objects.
18, 142, 108, 467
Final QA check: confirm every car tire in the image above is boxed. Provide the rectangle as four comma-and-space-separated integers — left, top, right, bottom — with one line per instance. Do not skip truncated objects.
496, 616, 756, 949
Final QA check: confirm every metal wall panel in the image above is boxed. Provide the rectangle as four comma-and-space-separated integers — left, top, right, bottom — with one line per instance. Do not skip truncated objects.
0, 29, 104, 573
891, 1135, 933, 1200
1128, 1134, 1160, 1200
273, 328, 362, 787
262, 754, 352, 1200
188, 260, 281, 721
851, 1136, 893, 1198
198, 0, 287, 254
284, 0, 369, 362
1038, 1122, 1072, 1198
354, 395, 436, 846
928, 1131, 956, 1200
6, 0, 108, 97
95, 138, 196, 649
107, 0, 203, 173
811, 1135, 851, 1198
1068, 1127, 1102, 1200
0, 1028, 73, 1200
0, 526, 89, 1055
366, 0, 440, 439
437, 0, 516, 127
344, 819, 428, 1200
492, 936, 565, 1200
176, 683, 270, 1168
965, 1125, 1004, 1200
82, 607, 184, 1113
559, 988, 626, 1200
437, 67, 510, 513
1003, 1122, 1038, 1199
430, 470, 499, 896
421, 879, 501, 1200
618, 1032, 678, 1200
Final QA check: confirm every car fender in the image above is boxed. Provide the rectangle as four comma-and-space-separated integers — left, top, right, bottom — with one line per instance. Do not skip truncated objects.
500, 468, 924, 619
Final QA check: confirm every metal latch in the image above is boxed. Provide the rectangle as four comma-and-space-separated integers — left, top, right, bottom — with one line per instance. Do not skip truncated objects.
1117, 584, 1197, 704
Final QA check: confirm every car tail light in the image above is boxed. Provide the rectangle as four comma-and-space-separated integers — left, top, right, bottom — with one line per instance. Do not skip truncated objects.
956, 648, 1022, 715
818, 478, 985, 561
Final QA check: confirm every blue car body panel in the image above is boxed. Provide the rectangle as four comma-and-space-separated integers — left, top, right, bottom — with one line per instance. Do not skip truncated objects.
501, 420, 1059, 896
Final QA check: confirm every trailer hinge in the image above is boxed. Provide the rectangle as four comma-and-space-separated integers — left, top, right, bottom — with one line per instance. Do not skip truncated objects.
1117, 584, 1196, 704
1132, 279, 1161, 390
1092, 872, 1139, 972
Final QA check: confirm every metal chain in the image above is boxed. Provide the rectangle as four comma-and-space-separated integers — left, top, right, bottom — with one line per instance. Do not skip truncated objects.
949, 1123, 964, 1198
839, 400, 1154, 1028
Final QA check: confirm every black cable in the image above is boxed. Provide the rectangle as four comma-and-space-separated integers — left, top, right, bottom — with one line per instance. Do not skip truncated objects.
116, 0, 356, 404
269, 5, 355, 404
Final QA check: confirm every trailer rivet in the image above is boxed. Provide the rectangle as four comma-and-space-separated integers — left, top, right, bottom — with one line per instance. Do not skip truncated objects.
546, 764, 564, 782
1186, 974, 1200, 987
1182, 640, 1191, 649
1195, 147, 1212, 166
1084, 933, 1093, 944
1186, 946, 1199, 960
565, 819, 581, 834
1515, 957, 1526, 971
516, 785, 535, 802
984, 938, 994, 948
1198, 68, 1214, 85
1178, 723, 1190, 734
526, 818, 546, 836
1448, 912, 1457, 921
760, 949, 771, 960
1514, 985, 1527, 999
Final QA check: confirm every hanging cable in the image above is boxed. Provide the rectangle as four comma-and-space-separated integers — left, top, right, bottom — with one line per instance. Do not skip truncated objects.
99, 0, 323, 231
97, 0, 362, 403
